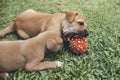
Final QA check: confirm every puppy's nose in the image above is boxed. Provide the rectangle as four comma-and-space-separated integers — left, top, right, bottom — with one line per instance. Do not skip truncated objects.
78, 21, 84, 26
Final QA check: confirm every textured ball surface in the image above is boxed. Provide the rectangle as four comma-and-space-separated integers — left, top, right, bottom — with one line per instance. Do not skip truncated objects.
67, 36, 87, 55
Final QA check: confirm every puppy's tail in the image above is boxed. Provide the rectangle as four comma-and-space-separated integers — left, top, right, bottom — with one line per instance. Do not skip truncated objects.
0, 21, 15, 38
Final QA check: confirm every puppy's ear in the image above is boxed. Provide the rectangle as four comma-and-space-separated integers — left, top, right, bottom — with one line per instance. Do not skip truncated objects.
47, 39, 57, 52
65, 10, 78, 23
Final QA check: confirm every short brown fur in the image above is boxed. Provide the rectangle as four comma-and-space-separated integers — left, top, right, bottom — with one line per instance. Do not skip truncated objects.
0, 31, 63, 73
0, 9, 88, 39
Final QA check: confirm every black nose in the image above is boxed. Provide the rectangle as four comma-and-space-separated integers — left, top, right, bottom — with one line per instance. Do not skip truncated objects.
78, 21, 84, 26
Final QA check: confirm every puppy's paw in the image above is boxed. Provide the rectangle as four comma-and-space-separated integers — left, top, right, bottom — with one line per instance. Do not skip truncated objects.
0, 73, 9, 77
55, 61, 63, 67
4, 73, 9, 77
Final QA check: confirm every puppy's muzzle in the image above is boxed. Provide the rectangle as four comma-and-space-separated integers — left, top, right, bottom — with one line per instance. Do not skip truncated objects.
79, 29, 89, 37
64, 29, 89, 38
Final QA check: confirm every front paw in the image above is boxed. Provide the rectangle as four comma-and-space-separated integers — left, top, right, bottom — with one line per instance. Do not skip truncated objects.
0, 73, 9, 77
54, 61, 63, 67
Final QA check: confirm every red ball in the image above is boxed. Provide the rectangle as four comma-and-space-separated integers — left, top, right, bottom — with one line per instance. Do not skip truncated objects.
68, 36, 87, 55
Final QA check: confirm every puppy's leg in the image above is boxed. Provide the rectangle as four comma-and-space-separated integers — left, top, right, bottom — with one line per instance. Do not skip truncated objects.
25, 60, 62, 72
0, 22, 14, 37
17, 29, 30, 39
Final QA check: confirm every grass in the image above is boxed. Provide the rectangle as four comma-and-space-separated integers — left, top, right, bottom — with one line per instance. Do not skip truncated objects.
0, 0, 120, 80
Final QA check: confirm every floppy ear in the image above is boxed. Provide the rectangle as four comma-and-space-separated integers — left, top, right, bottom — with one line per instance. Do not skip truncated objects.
47, 39, 57, 52
65, 10, 78, 23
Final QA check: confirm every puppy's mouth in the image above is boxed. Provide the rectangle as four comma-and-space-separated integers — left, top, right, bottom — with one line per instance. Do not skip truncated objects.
64, 32, 78, 39
64, 29, 89, 38
63, 32, 79, 42
62, 29, 89, 42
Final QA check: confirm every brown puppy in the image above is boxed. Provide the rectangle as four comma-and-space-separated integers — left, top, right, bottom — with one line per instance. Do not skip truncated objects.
0, 31, 63, 73
0, 9, 89, 39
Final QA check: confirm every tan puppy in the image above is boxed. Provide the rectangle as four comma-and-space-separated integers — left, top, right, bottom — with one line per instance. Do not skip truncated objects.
0, 31, 63, 73
0, 9, 89, 39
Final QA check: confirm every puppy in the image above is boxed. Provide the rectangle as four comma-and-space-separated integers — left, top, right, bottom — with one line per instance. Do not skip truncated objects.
0, 10, 89, 39
0, 31, 63, 73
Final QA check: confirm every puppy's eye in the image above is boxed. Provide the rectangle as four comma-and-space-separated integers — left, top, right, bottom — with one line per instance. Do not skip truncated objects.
78, 21, 84, 26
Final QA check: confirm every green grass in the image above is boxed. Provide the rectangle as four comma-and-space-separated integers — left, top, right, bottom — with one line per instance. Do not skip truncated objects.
0, 0, 120, 80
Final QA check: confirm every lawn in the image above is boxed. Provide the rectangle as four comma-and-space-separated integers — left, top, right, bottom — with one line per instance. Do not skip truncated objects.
0, 0, 120, 80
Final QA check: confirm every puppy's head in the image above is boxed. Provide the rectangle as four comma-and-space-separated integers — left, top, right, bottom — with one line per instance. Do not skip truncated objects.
62, 10, 89, 38
47, 37, 63, 52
